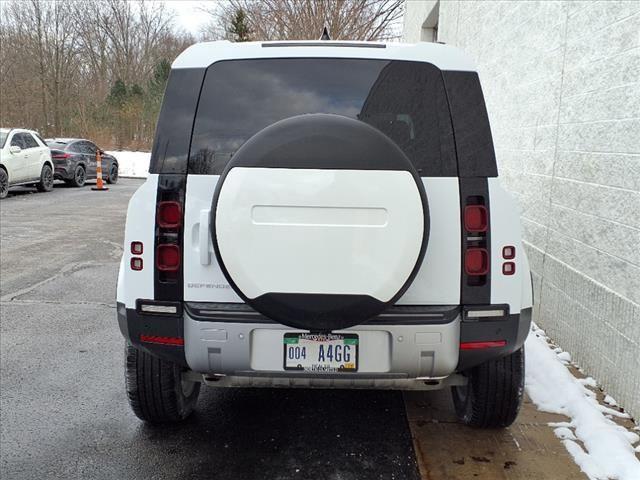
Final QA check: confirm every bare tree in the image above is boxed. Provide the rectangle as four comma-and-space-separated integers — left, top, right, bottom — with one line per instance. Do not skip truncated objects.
202, 0, 405, 42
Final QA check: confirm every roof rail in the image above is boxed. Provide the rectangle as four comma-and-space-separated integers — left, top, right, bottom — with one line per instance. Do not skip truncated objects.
261, 42, 386, 49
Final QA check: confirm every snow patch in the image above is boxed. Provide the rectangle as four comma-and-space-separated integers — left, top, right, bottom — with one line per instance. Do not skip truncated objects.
578, 377, 598, 388
525, 324, 640, 480
107, 151, 150, 178
556, 351, 572, 363
554, 427, 578, 441
604, 395, 618, 407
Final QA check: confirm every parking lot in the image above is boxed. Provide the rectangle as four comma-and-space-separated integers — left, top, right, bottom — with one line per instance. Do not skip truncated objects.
1, 180, 587, 479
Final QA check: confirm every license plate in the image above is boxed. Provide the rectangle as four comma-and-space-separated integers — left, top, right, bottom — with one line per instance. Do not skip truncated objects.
283, 333, 359, 372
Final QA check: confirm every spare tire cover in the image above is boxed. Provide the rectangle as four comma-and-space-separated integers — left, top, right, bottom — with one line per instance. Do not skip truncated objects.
211, 114, 429, 331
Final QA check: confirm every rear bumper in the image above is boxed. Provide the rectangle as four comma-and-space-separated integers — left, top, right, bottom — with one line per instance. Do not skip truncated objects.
54, 166, 72, 180
117, 302, 531, 384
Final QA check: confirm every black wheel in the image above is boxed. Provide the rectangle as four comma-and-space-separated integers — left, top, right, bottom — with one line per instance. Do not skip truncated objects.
70, 165, 86, 187
36, 164, 54, 192
106, 164, 118, 184
124, 344, 200, 423
451, 347, 524, 428
0, 168, 8, 199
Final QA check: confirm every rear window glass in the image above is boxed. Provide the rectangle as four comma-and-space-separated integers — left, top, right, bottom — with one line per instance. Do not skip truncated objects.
190, 58, 456, 176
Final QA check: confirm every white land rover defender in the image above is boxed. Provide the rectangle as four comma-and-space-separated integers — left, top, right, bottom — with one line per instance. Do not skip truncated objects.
117, 40, 533, 428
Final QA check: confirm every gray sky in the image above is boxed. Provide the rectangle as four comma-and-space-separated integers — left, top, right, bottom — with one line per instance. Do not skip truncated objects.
164, 1, 215, 35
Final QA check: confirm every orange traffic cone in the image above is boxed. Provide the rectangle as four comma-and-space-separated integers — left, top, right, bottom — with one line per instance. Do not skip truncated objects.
91, 149, 109, 191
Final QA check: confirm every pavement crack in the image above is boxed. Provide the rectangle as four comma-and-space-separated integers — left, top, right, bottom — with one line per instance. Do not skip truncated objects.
1, 299, 115, 308
0, 261, 113, 302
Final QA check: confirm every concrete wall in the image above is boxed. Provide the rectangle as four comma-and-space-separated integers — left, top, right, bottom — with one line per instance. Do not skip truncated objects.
404, 1, 640, 419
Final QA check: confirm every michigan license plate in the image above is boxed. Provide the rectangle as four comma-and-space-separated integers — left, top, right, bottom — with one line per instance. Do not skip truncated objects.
283, 333, 359, 372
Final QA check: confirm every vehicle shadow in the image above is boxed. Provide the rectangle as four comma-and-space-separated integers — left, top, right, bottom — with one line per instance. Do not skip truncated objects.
132, 387, 420, 480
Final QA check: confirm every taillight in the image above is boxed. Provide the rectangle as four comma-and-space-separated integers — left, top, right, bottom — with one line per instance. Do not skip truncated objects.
465, 248, 488, 276
462, 195, 490, 288
130, 257, 143, 271
502, 262, 516, 275
154, 175, 186, 296
131, 241, 143, 255
51, 152, 70, 159
464, 205, 488, 232
157, 201, 182, 229
460, 340, 506, 350
156, 244, 180, 272
140, 334, 184, 346
502, 246, 515, 259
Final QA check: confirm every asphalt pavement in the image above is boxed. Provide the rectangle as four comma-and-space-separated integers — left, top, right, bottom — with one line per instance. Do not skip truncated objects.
0, 180, 418, 480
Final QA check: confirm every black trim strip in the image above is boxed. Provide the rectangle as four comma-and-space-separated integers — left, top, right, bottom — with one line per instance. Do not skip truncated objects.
456, 312, 523, 372
261, 42, 386, 48
118, 303, 187, 367
183, 302, 460, 325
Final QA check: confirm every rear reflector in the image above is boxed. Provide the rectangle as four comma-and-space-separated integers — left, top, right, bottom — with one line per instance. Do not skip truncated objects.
460, 340, 506, 350
156, 244, 180, 271
464, 205, 488, 232
157, 201, 182, 229
130, 257, 143, 271
131, 241, 143, 255
466, 309, 505, 319
140, 334, 184, 346
502, 262, 516, 275
465, 248, 488, 276
502, 245, 515, 259
139, 304, 178, 314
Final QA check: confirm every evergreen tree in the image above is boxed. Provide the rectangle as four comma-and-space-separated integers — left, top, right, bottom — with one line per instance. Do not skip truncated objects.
228, 8, 252, 42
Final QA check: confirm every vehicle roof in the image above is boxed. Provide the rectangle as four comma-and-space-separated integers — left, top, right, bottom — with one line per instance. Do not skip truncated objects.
172, 40, 476, 72
45, 138, 84, 144
1, 128, 39, 135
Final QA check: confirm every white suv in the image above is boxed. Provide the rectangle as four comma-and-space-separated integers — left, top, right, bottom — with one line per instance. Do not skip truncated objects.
117, 40, 533, 428
0, 128, 54, 198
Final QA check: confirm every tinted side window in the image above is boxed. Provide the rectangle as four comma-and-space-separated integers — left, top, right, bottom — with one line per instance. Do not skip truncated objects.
10, 133, 25, 148
149, 68, 205, 174
68, 141, 85, 153
84, 142, 97, 155
22, 134, 39, 149
190, 58, 456, 176
442, 71, 497, 177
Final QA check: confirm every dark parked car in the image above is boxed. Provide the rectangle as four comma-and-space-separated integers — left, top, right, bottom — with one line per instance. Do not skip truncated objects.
46, 138, 118, 187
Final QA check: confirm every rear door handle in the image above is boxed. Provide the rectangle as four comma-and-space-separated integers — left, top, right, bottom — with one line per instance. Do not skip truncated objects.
199, 209, 211, 265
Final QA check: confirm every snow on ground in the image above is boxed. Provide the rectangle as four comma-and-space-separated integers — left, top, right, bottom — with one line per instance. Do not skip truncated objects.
107, 151, 150, 178
526, 324, 640, 480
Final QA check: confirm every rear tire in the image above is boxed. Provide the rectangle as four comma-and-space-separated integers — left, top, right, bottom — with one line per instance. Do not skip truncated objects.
70, 165, 86, 187
124, 344, 200, 423
451, 347, 524, 428
106, 164, 118, 184
36, 164, 54, 192
0, 168, 8, 199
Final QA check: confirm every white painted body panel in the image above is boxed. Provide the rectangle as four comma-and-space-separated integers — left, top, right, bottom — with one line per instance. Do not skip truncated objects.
488, 178, 531, 312
172, 40, 476, 72
116, 175, 159, 308
184, 175, 242, 303
398, 178, 461, 305
215, 168, 424, 302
